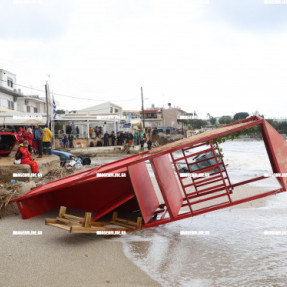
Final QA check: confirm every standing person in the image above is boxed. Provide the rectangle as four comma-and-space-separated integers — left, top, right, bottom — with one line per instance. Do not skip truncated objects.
125, 132, 129, 144
24, 128, 34, 153
147, 137, 153, 150
34, 124, 44, 158
89, 127, 93, 139
116, 132, 121, 145
43, 125, 53, 155
104, 131, 109, 146
95, 126, 100, 138
68, 133, 74, 148
62, 134, 68, 148
140, 132, 145, 151
128, 132, 133, 146
111, 131, 116, 146
133, 132, 138, 145
120, 131, 124, 146
15, 140, 39, 174
76, 126, 79, 138
17, 127, 26, 144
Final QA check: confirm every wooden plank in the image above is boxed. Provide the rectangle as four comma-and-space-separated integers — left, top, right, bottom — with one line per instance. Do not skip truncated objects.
84, 212, 92, 228
112, 211, 118, 222
90, 221, 111, 227
70, 226, 130, 234
56, 217, 81, 226
114, 217, 137, 226
136, 217, 142, 229
63, 214, 85, 223
59, 206, 67, 217
45, 218, 58, 224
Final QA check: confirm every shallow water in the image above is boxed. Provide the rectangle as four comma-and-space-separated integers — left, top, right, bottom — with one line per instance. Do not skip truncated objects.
115, 141, 287, 286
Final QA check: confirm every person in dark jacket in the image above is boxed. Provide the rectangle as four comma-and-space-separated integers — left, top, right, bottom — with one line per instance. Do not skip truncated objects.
68, 134, 74, 148
120, 132, 124, 146
62, 134, 68, 148
140, 132, 145, 151
147, 137, 152, 150
128, 132, 134, 146
34, 124, 44, 158
111, 131, 116, 146
104, 132, 109, 146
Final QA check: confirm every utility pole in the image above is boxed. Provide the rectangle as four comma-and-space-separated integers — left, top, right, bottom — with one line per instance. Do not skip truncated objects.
45, 82, 50, 127
141, 87, 145, 130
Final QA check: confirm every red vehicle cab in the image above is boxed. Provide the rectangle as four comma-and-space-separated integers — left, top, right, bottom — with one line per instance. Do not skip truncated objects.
0, 131, 17, 157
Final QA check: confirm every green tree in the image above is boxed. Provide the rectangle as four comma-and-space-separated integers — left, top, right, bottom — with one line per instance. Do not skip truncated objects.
267, 120, 287, 133
186, 119, 207, 129
56, 109, 66, 114
210, 117, 216, 125
66, 125, 72, 135
233, 112, 249, 121
219, 116, 232, 125
54, 122, 63, 133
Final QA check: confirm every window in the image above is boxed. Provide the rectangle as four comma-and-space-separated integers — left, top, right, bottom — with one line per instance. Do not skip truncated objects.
27, 106, 30, 112
110, 107, 113, 113
34, 107, 38, 113
7, 77, 13, 88
8, 100, 14, 110
115, 108, 118, 113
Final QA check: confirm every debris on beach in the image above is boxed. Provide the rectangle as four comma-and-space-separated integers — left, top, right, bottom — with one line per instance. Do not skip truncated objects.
0, 182, 28, 218
151, 132, 185, 146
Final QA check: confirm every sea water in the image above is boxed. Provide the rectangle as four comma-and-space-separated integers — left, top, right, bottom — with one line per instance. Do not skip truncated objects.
115, 140, 287, 286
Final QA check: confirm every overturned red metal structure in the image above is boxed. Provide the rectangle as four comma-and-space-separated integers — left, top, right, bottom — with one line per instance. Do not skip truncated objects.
10, 116, 287, 228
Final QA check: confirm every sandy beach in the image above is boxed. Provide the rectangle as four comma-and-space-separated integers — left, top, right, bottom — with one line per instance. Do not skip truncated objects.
0, 183, 279, 287
0, 210, 160, 287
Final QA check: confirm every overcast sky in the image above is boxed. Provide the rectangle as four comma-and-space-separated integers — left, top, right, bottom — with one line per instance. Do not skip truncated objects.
1, 0, 287, 118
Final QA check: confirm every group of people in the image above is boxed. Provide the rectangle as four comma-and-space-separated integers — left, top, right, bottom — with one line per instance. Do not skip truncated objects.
89, 126, 102, 139
58, 132, 74, 148
15, 125, 53, 174
17, 125, 53, 157
90, 130, 153, 151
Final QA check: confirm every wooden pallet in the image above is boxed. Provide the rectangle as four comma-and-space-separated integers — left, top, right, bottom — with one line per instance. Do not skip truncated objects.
45, 206, 142, 234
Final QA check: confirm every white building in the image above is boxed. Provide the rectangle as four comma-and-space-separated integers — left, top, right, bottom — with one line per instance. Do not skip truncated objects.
0, 69, 48, 126
0, 85, 21, 112
0, 69, 16, 91
77, 101, 122, 115
16, 95, 46, 114
56, 102, 132, 138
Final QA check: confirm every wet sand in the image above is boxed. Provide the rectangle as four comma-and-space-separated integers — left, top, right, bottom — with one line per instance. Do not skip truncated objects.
0, 210, 160, 287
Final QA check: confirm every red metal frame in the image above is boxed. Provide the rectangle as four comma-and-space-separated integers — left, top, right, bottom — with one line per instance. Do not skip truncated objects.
10, 116, 287, 230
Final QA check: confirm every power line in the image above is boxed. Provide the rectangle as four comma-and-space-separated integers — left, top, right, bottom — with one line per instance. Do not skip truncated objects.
0, 78, 139, 102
